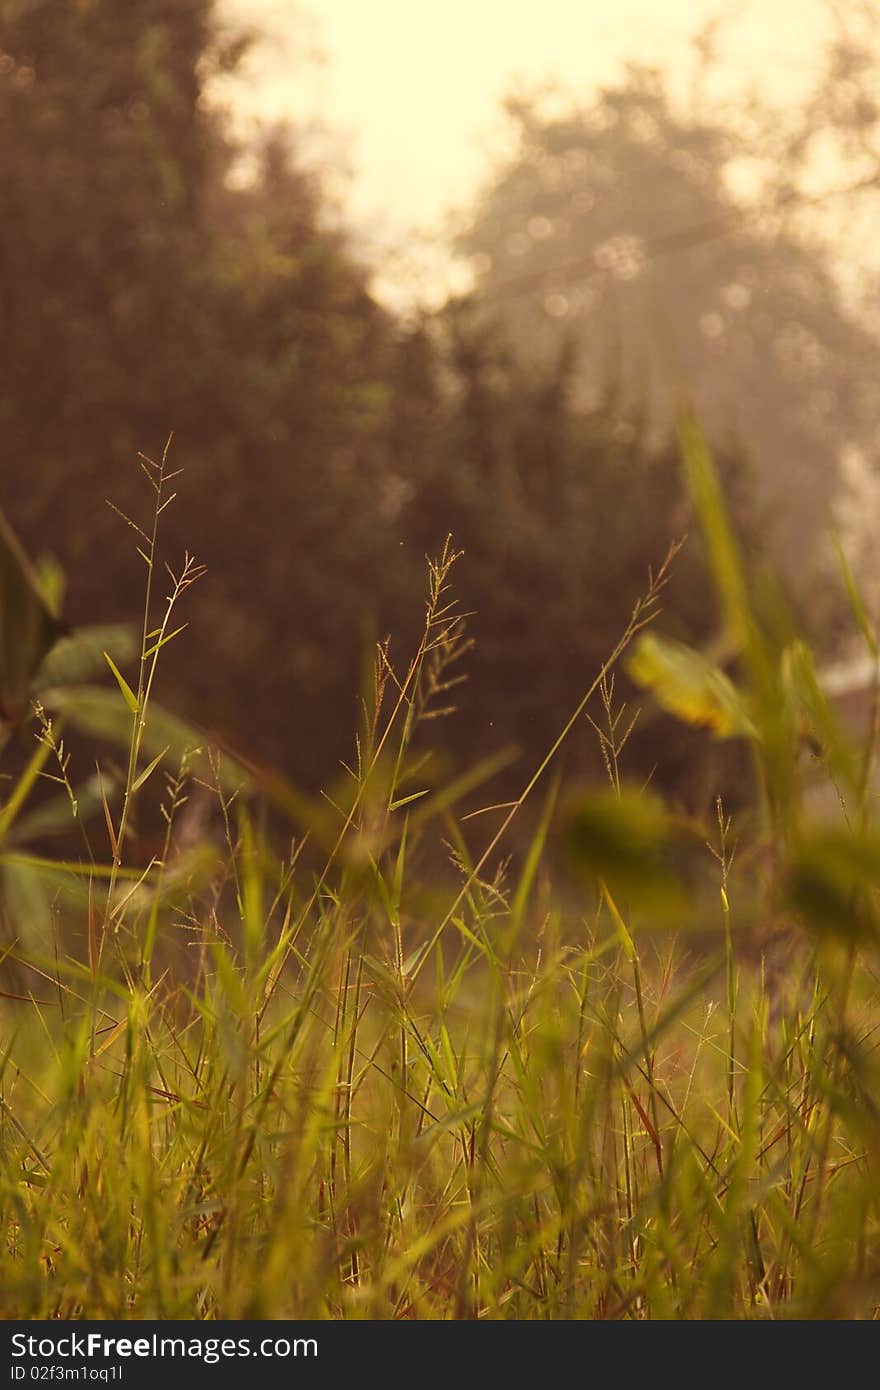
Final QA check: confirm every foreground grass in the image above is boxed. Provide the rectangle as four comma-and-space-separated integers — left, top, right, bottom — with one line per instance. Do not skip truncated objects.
2, 824, 878, 1319
2, 426, 880, 1319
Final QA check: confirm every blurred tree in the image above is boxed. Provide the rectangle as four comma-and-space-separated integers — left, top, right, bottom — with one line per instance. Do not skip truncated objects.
392, 302, 758, 805
0, 0, 396, 779
1, 0, 221, 487
455, 68, 880, 616
3, 8, 873, 810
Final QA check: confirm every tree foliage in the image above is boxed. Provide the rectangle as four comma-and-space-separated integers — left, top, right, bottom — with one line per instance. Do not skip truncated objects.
457, 69, 880, 597
0, 0, 395, 778
2, 7, 872, 805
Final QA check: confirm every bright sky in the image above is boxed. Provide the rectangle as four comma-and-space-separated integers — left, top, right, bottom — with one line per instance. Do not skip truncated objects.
217, 0, 836, 303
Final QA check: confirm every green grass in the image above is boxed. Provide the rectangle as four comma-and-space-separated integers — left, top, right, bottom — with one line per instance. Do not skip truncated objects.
2, 426, 880, 1319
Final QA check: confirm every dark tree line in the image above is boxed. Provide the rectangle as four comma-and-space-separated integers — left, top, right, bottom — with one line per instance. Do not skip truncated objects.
1, 1, 872, 805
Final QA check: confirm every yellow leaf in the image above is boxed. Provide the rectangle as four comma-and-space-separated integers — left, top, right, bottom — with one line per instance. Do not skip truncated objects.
627, 632, 754, 738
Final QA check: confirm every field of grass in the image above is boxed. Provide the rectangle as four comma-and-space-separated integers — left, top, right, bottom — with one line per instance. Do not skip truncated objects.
1, 420, 880, 1320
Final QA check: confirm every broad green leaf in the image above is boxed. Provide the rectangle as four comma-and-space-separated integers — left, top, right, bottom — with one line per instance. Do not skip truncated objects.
786, 825, 880, 940
601, 879, 636, 961
563, 786, 685, 909
8, 773, 112, 844
0, 508, 67, 721
679, 411, 777, 705
678, 411, 752, 659
0, 852, 144, 880
679, 411, 795, 816
388, 788, 429, 811
103, 651, 139, 715
627, 631, 755, 738
41, 685, 251, 795
401, 941, 429, 978
33, 624, 136, 691
0, 733, 53, 845
35, 554, 65, 616
143, 624, 187, 660
0, 859, 55, 953
131, 746, 169, 793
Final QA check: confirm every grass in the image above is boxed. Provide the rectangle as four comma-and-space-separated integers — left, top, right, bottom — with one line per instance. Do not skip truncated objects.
1, 423, 880, 1320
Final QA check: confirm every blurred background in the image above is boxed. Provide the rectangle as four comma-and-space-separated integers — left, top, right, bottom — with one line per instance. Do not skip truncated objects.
3, 0, 880, 807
